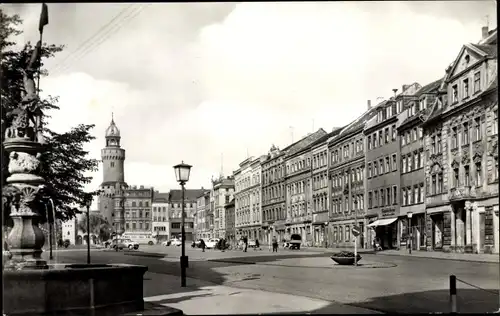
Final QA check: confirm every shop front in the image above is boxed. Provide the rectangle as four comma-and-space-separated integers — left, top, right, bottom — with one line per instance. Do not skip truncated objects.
399, 205, 426, 251
425, 204, 451, 252
367, 207, 400, 250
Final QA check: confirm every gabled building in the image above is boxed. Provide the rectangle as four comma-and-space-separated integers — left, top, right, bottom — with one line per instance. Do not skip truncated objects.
310, 127, 343, 247
363, 83, 420, 250
168, 188, 205, 241
328, 101, 376, 249
212, 176, 235, 239
261, 145, 287, 244
421, 26, 498, 253
284, 128, 328, 245
396, 78, 442, 251
224, 198, 236, 244
195, 190, 211, 239
152, 191, 170, 241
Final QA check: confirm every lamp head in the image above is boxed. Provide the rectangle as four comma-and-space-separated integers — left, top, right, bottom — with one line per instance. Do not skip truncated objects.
173, 161, 192, 184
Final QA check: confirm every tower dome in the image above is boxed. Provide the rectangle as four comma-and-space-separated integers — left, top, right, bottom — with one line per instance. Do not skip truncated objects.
105, 114, 120, 137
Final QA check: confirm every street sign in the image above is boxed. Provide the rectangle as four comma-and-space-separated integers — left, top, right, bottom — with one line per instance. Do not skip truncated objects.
352, 225, 361, 237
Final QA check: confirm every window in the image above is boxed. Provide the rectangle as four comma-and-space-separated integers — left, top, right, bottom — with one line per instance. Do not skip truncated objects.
402, 157, 407, 173
418, 127, 423, 139
374, 191, 379, 207
380, 189, 385, 206
392, 125, 397, 141
403, 188, 407, 206
373, 161, 378, 176
339, 227, 343, 242
392, 154, 397, 171
379, 159, 384, 174
452, 84, 458, 104
419, 183, 424, 203
413, 186, 418, 205
402, 134, 406, 146
368, 192, 373, 208
392, 186, 397, 205
431, 175, 437, 195
437, 173, 443, 193
475, 162, 482, 186
406, 131, 411, 145
379, 131, 383, 146
450, 165, 459, 187
414, 152, 419, 170
463, 78, 469, 98
408, 187, 413, 205
110, 162, 115, 167
419, 150, 424, 169
464, 165, 470, 186
385, 157, 390, 173
437, 134, 442, 153
452, 127, 458, 149
474, 72, 481, 93
386, 188, 391, 206
407, 155, 412, 172
494, 112, 498, 136
171, 223, 180, 229
463, 122, 469, 145
385, 128, 389, 143
472, 117, 481, 141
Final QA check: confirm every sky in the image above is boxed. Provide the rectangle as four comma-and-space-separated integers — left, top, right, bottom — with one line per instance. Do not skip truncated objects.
2, 1, 497, 208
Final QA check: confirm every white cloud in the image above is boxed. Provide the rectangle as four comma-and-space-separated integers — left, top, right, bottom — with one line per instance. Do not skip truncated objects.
13, 1, 496, 204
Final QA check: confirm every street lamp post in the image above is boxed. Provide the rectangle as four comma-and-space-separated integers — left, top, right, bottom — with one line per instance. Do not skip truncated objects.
174, 161, 192, 288
85, 195, 93, 264
407, 212, 413, 255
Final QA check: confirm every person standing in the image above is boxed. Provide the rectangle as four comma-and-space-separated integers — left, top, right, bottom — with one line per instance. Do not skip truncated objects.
200, 239, 206, 252
243, 236, 248, 252
272, 236, 278, 253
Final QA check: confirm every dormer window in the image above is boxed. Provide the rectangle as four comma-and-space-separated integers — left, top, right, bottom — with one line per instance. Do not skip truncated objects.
463, 78, 469, 99
474, 72, 481, 93
419, 98, 425, 111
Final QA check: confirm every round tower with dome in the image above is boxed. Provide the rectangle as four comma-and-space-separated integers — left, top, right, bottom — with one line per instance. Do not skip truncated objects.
98, 114, 127, 234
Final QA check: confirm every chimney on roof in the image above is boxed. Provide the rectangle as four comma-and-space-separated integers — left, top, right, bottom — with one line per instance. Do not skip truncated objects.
482, 26, 489, 39
392, 88, 398, 97
367, 100, 372, 110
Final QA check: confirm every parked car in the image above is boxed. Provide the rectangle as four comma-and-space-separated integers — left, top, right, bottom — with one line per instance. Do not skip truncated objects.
192, 239, 203, 248
205, 238, 219, 249
248, 240, 257, 248
287, 234, 302, 250
161, 240, 171, 246
104, 240, 113, 248
170, 239, 182, 247
112, 238, 139, 250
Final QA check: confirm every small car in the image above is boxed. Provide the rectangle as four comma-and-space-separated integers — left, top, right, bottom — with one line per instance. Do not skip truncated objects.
205, 238, 219, 249
161, 240, 171, 246
248, 239, 257, 248
112, 238, 139, 250
288, 234, 302, 250
171, 239, 182, 247
192, 239, 203, 248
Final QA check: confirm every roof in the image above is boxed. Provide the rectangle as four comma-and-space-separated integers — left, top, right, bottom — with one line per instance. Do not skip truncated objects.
311, 127, 343, 149
153, 192, 169, 203
284, 128, 328, 157
225, 198, 235, 208
470, 43, 497, 58
169, 189, 206, 202
105, 116, 120, 138
362, 100, 389, 132
416, 77, 444, 96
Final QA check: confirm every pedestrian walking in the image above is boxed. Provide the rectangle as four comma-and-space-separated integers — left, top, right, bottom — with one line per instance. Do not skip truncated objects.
255, 239, 260, 251
200, 239, 206, 252
272, 236, 278, 253
221, 238, 226, 252
243, 236, 248, 252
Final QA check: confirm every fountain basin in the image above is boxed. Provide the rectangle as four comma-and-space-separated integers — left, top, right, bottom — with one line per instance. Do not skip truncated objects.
3, 263, 148, 315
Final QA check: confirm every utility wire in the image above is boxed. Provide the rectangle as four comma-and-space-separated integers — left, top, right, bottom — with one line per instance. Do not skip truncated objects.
51, 4, 149, 75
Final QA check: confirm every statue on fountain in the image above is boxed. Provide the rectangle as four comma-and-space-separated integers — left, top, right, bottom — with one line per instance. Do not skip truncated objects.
2, 40, 47, 269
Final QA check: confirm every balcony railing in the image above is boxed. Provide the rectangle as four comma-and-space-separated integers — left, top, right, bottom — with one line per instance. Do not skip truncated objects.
449, 186, 477, 201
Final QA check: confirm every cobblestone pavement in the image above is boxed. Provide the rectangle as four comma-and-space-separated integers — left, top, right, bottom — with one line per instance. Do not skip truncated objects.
43, 246, 500, 314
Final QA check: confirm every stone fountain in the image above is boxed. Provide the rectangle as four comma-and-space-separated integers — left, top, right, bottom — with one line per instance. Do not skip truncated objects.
1, 23, 179, 315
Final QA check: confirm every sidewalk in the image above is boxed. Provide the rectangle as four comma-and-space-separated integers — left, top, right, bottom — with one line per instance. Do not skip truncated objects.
143, 272, 381, 314
298, 247, 499, 263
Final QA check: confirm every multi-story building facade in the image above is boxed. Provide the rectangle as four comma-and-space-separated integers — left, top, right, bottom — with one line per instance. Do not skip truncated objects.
261, 145, 287, 244
98, 115, 127, 234
421, 27, 498, 253
123, 185, 154, 238
284, 129, 327, 246
234, 157, 262, 240
167, 189, 204, 241
311, 128, 342, 247
225, 198, 236, 244
195, 190, 211, 239
396, 79, 442, 251
212, 176, 235, 238
328, 102, 375, 249
364, 90, 409, 249
152, 192, 170, 242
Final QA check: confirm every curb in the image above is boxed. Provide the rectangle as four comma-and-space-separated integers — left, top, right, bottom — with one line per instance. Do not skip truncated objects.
374, 252, 499, 264
208, 259, 256, 265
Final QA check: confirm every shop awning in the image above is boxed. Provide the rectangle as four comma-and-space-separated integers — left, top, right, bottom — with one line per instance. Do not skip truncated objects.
368, 218, 397, 227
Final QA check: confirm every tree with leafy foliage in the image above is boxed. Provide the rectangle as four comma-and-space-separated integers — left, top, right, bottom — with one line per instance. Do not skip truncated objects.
1, 9, 100, 227
77, 213, 112, 243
